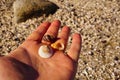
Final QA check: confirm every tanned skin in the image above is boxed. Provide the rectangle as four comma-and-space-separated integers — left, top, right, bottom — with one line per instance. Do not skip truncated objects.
0, 20, 82, 80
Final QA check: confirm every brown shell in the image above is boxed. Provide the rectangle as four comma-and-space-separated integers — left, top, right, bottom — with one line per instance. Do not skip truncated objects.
42, 35, 56, 43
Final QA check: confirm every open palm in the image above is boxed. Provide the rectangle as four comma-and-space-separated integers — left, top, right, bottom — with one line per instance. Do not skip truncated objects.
0, 20, 81, 80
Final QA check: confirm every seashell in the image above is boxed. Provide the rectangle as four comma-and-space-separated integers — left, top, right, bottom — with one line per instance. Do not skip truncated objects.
42, 35, 56, 43
38, 45, 53, 58
51, 40, 65, 50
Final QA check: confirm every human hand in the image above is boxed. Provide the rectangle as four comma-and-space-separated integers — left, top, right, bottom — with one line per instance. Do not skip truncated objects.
0, 20, 82, 80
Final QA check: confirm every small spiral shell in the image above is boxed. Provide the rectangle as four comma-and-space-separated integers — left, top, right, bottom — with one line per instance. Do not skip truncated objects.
38, 45, 53, 58
42, 35, 56, 43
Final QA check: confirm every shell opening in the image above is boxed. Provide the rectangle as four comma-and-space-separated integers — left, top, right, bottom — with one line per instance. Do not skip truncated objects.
51, 42, 64, 50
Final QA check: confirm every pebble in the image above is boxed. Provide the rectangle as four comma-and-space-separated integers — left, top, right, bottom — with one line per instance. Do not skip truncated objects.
13, 0, 59, 23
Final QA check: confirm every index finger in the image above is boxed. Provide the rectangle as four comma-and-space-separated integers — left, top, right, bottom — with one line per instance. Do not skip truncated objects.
26, 22, 50, 41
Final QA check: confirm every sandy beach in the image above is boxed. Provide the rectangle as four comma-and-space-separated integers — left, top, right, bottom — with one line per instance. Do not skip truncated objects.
0, 0, 120, 79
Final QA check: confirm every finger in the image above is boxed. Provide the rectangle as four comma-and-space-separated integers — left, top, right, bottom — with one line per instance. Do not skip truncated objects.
51, 26, 70, 51
58, 26, 70, 46
26, 22, 50, 41
67, 33, 82, 62
42, 20, 61, 44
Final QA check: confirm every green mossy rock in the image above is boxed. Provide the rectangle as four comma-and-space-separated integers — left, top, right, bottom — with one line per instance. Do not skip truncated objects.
13, 0, 59, 23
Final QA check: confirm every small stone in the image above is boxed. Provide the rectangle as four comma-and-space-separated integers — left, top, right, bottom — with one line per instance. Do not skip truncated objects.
13, 0, 59, 23
101, 40, 107, 43
114, 56, 119, 61
0, 46, 2, 49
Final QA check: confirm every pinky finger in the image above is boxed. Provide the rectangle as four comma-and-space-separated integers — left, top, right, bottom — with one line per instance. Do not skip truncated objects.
67, 33, 82, 62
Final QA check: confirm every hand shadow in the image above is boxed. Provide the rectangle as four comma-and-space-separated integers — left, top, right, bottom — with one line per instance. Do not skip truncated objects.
9, 57, 39, 80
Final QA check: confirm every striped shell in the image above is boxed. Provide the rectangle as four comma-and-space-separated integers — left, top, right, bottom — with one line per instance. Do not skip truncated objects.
42, 35, 55, 43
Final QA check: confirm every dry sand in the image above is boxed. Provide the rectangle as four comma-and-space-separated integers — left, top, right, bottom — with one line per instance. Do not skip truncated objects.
0, 0, 120, 79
